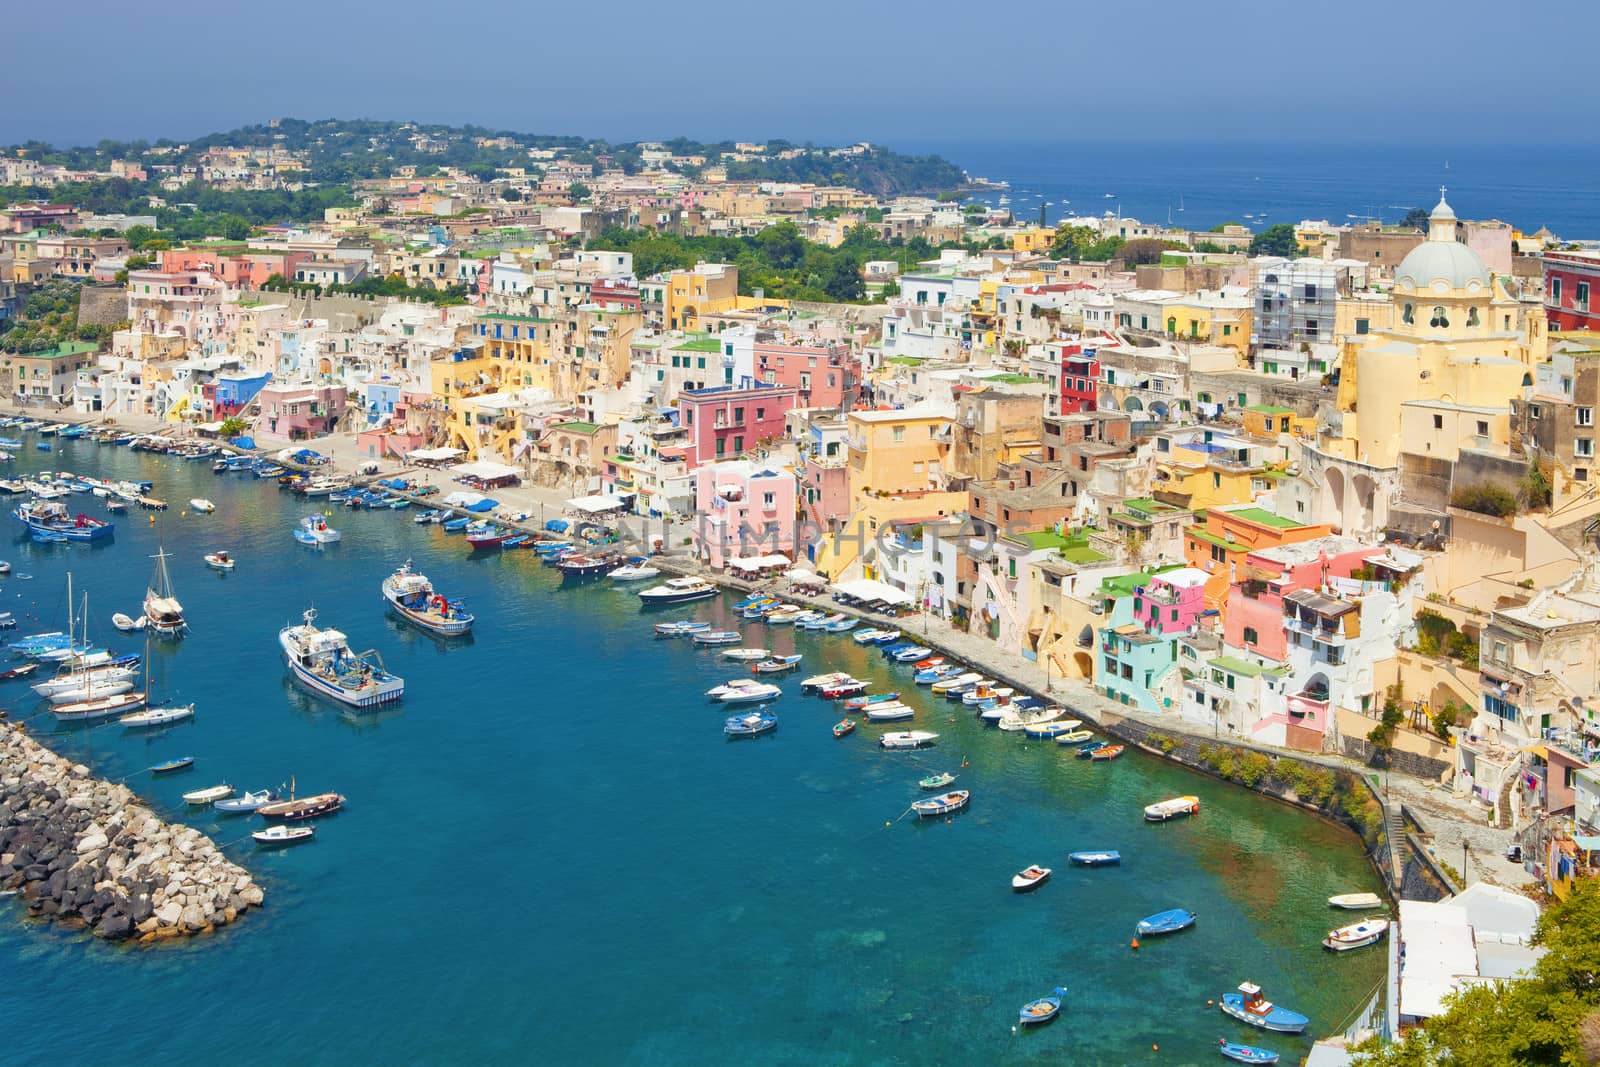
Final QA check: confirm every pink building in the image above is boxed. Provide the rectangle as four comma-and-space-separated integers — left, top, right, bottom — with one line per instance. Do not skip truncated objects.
161, 247, 308, 289
677, 383, 799, 469
694, 460, 798, 569
258, 382, 349, 441
1224, 537, 1379, 659
754, 342, 860, 410
1132, 568, 1209, 634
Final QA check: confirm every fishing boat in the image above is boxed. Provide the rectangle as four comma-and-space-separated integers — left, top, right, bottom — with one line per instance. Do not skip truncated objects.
608, 562, 661, 581
1144, 796, 1201, 822
105, 498, 127, 513
705, 679, 782, 703
279, 608, 404, 708
1090, 744, 1125, 761
182, 783, 234, 806
800, 671, 853, 692
720, 647, 772, 661
752, 654, 802, 674
1219, 983, 1308, 1034
832, 718, 855, 738
889, 645, 932, 663
1012, 865, 1052, 892
111, 612, 141, 632
0, 663, 39, 680
864, 702, 915, 722
654, 620, 711, 638
204, 551, 235, 571
820, 679, 868, 699
500, 534, 530, 549
1076, 740, 1108, 758
467, 526, 513, 550
843, 692, 902, 711
723, 708, 778, 737
1323, 918, 1389, 951
911, 790, 969, 817
880, 731, 939, 750
149, 757, 193, 774
1054, 730, 1094, 745
1068, 850, 1121, 866
143, 548, 186, 637
14, 499, 113, 541
1328, 892, 1384, 910
119, 703, 195, 729
691, 630, 742, 646
441, 516, 471, 533
1218, 1039, 1281, 1065
915, 664, 963, 685
639, 576, 720, 604
382, 561, 475, 636
214, 789, 278, 814
253, 825, 315, 847
293, 513, 341, 545
413, 509, 441, 524
188, 498, 215, 513
1022, 721, 1079, 740
258, 787, 345, 821
1018, 988, 1067, 1026
1136, 908, 1196, 936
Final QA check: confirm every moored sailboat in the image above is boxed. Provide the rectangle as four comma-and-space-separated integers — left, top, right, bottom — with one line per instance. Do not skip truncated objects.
143, 547, 186, 637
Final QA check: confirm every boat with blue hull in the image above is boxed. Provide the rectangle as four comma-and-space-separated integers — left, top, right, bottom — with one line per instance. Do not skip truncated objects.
1136, 908, 1196, 936
639, 577, 720, 605
723, 708, 777, 738
1219, 983, 1308, 1034
382, 562, 474, 636
1218, 1039, 1280, 1064
15, 500, 113, 541
1068, 850, 1121, 866
1018, 987, 1067, 1026
279, 608, 403, 709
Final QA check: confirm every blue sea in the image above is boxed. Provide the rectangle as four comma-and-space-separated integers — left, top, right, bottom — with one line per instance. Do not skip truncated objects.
922, 142, 1600, 239
2, 435, 1383, 1065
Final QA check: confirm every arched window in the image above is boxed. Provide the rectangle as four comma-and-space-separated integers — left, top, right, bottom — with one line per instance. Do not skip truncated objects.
1429, 306, 1449, 328
1467, 307, 1480, 327
1402, 303, 1415, 324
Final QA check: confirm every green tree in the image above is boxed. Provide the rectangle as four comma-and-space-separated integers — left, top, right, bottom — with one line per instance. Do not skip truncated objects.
1522, 461, 1553, 509
821, 256, 865, 302
1356, 876, 1600, 1065
123, 223, 162, 250
567, 181, 591, 200
1048, 224, 1099, 261
1120, 238, 1183, 266
1399, 207, 1430, 232
219, 416, 247, 438
1248, 223, 1299, 257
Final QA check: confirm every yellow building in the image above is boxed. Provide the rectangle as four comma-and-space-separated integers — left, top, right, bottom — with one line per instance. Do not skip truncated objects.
1332, 194, 1547, 468
665, 262, 740, 331
434, 312, 555, 458
1010, 228, 1054, 254
1161, 295, 1252, 356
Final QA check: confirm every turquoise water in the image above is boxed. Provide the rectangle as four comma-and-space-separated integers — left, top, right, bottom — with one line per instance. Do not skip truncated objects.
2, 436, 1384, 1065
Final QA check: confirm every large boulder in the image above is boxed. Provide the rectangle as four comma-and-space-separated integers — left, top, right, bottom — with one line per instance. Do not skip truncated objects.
93, 911, 131, 940
154, 900, 182, 927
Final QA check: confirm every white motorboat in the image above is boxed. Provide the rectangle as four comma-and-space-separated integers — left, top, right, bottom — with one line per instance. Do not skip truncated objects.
1323, 918, 1389, 951
800, 671, 853, 691
930, 672, 983, 694
879, 731, 939, 749
998, 707, 1078, 733
864, 702, 915, 722
705, 679, 783, 703
253, 825, 314, 846
48, 678, 135, 704
293, 513, 342, 546
1328, 892, 1384, 910
182, 783, 234, 805
188, 498, 216, 513
119, 703, 195, 728
143, 548, 186, 637
204, 551, 236, 571
608, 563, 662, 581
1144, 795, 1201, 822
852, 628, 891, 644
110, 612, 142, 632
720, 647, 772, 661
763, 606, 804, 624
638, 576, 719, 604
280, 608, 404, 708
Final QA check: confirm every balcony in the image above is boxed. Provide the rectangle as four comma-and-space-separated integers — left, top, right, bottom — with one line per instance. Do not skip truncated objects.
1287, 689, 1330, 719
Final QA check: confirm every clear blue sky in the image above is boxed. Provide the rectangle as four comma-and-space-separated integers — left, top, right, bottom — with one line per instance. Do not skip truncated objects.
4, 0, 1596, 150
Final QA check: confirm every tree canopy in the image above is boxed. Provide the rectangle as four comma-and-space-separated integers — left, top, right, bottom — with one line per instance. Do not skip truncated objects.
1355, 876, 1600, 1066
1248, 223, 1299, 258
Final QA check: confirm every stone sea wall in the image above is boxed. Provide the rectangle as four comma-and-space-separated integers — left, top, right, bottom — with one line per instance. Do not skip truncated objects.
0, 725, 263, 942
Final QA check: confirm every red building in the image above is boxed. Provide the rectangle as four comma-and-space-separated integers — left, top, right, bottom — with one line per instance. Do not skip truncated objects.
1544, 250, 1600, 332
753, 342, 860, 410
161, 247, 309, 289
1050, 340, 1100, 413
678, 383, 800, 469
590, 280, 641, 312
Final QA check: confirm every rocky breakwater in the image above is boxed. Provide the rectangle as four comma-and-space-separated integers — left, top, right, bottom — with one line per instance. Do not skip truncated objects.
0, 725, 263, 943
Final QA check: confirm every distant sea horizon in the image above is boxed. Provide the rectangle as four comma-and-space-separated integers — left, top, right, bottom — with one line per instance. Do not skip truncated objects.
906, 140, 1600, 240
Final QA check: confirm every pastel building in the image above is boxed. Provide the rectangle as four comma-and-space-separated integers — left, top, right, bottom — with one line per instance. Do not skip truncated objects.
677, 383, 799, 469
754, 341, 860, 410
1096, 570, 1185, 713
694, 460, 798, 569
1130, 567, 1210, 635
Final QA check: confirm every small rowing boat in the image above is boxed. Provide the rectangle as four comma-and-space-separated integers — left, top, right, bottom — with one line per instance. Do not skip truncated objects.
832, 718, 855, 738
1054, 729, 1093, 745
1136, 908, 1196, 936
879, 731, 939, 750
724, 708, 778, 738
1018, 987, 1067, 1027
1012, 865, 1051, 892
1323, 918, 1389, 951
918, 772, 955, 790
149, 757, 193, 774
214, 789, 278, 814
1143, 796, 1200, 822
1328, 892, 1383, 910
1219, 1039, 1281, 1065
654, 620, 710, 637
1068, 850, 1121, 866
1090, 744, 1124, 761
181, 783, 234, 805
253, 825, 315, 847
910, 790, 968, 817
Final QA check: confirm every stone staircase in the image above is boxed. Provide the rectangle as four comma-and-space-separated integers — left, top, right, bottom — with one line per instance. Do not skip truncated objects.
1494, 761, 1519, 829
1386, 805, 1409, 882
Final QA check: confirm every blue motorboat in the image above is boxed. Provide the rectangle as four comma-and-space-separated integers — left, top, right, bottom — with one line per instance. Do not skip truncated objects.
879, 640, 914, 656
1136, 908, 1196, 936
441, 516, 471, 533
15, 500, 114, 541
35, 442, 50, 451
915, 664, 962, 685
1219, 983, 1307, 1034
1018, 987, 1067, 1026
654, 619, 711, 637
723, 707, 778, 738
502, 534, 531, 549
1219, 1039, 1280, 1065
1076, 740, 1108, 758
890, 645, 932, 662
149, 757, 194, 774
866, 629, 902, 645
1067, 850, 1121, 866
823, 618, 858, 633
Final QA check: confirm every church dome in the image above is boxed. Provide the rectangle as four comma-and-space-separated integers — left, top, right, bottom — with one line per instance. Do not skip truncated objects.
1394, 192, 1490, 292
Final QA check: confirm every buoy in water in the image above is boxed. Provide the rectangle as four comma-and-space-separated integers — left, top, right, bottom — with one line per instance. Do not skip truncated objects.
1131, 938, 1140, 950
